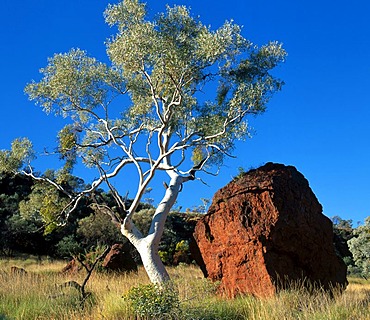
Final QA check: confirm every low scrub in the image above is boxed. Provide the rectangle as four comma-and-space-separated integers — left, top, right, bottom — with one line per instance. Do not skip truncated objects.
0, 258, 369, 319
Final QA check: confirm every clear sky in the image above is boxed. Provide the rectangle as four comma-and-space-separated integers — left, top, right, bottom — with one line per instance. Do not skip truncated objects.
1, 0, 369, 224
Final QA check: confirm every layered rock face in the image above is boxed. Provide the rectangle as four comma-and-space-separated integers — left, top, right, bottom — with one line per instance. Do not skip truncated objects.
193, 163, 347, 297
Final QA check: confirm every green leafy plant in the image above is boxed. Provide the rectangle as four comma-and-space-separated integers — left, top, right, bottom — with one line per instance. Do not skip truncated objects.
124, 282, 180, 318
175, 240, 189, 253
158, 250, 171, 265
348, 217, 370, 278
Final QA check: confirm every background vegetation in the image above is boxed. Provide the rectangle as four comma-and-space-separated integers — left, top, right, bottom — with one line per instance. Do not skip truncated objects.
0, 172, 199, 265
1, 171, 369, 277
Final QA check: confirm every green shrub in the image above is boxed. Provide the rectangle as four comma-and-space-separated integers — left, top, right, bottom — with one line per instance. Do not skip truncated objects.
158, 250, 171, 265
175, 240, 189, 253
55, 234, 81, 258
124, 282, 180, 318
348, 216, 370, 278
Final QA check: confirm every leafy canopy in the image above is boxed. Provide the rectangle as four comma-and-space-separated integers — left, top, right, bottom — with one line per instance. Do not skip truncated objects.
0, 138, 34, 174
25, 0, 285, 170
348, 217, 370, 278
1, 0, 286, 225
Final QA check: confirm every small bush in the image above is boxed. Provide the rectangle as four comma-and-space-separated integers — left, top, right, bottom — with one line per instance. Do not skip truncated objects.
158, 250, 171, 265
175, 240, 189, 253
124, 282, 180, 318
55, 234, 81, 258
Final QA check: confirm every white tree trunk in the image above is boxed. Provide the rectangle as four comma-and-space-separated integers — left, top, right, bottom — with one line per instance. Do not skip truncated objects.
121, 173, 185, 284
137, 238, 170, 283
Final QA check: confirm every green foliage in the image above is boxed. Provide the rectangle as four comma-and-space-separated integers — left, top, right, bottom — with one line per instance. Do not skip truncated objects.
132, 208, 156, 235
175, 239, 189, 253
232, 166, 247, 181
19, 182, 69, 234
173, 240, 191, 264
77, 211, 125, 248
331, 215, 354, 269
6, 213, 40, 234
57, 125, 78, 181
0, 173, 51, 255
348, 217, 370, 278
0, 138, 34, 174
0, 171, 91, 257
1, 169, 195, 260
124, 282, 180, 318
55, 235, 81, 258
5, 213, 47, 255
0, 173, 32, 222
160, 211, 200, 264
58, 126, 77, 151
24, 0, 286, 177
25, 48, 123, 118
191, 146, 207, 167
158, 250, 172, 265
332, 216, 353, 230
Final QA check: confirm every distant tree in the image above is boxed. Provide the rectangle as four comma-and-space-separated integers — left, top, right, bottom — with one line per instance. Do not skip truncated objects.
348, 217, 370, 278
77, 211, 125, 248
0, 172, 33, 224
5, 213, 47, 255
331, 215, 354, 266
332, 216, 353, 231
18, 180, 71, 234
55, 234, 82, 258
0, 0, 285, 284
0, 172, 34, 254
200, 198, 210, 214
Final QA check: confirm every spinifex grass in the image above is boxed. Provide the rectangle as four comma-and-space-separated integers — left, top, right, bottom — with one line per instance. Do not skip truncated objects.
0, 257, 369, 319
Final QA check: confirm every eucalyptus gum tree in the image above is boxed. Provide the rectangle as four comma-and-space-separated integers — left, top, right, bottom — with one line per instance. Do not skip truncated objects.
2, 0, 286, 284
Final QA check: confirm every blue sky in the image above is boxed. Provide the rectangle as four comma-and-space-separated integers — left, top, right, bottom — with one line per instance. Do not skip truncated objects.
1, 0, 369, 224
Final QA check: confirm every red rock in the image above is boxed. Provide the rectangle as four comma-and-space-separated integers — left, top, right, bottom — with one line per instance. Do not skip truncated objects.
102, 243, 138, 272
61, 259, 81, 274
193, 163, 348, 298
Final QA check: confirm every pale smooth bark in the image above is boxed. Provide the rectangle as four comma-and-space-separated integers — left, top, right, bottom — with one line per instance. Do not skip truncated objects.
121, 173, 186, 284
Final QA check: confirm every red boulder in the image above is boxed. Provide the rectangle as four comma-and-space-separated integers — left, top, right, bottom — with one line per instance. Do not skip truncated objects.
102, 243, 138, 273
193, 163, 347, 297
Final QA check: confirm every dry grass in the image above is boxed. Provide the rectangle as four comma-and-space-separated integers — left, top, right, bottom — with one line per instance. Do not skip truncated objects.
0, 257, 369, 320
